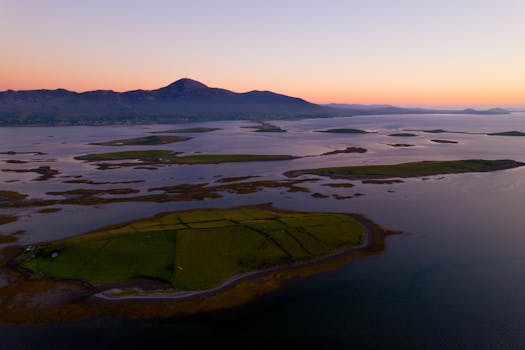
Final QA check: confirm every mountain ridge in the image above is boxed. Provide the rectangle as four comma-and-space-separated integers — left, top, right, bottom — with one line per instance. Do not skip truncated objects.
0, 78, 510, 125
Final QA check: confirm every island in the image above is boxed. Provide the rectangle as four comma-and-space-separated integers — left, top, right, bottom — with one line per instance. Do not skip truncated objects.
487, 131, 525, 137
90, 135, 191, 146
431, 139, 458, 144
419, 129, 448, 133
1, 205, 396, 323
387, 143, 414, 147
322, 183, 355, 188
76, 150, 298, 167
1, 166, 59, 181
405, 129, 525, 137
47, 188, 140, 197
388, 133, 418, 137
243, 122, 286, 133
284, 159, 524, 180
318, 128, 370, 134
0, 151, 46, 155
150, 127, 221, 133
75, 150, 176, 161
405, 129, 448, 134
0, 215, 17, 225
17, 206, 369, 294
0, 190, 28, 203
321, 147, 367, 156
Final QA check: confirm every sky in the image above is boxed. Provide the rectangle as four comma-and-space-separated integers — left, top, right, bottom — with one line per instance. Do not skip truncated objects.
1, 0, 524, 107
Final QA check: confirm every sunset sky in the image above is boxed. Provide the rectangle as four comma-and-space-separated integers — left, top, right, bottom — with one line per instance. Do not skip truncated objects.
1, 0, 524, 107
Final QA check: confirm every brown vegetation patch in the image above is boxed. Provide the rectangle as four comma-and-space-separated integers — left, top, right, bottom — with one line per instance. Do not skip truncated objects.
0, 215, 17, 225
1, 166, 59, 181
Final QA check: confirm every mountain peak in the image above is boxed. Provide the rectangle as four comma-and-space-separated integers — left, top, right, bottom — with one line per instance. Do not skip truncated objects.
164, 78, 208, 91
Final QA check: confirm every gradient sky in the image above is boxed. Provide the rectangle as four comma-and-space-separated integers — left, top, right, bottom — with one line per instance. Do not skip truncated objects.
1, 0, 524, 106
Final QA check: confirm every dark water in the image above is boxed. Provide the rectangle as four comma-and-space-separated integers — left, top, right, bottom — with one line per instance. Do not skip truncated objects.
2, 114, 525, 349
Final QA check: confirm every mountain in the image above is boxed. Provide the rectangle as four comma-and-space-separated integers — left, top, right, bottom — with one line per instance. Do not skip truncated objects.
0, 78, 329, 125
325, 103, 510, 116
0, 79, 510, 125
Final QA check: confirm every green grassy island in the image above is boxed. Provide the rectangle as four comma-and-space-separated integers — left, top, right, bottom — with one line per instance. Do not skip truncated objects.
90, 135, 191, 146
76, 150, 297, 165
284, 159, 524, 180
17, 206, 367, 291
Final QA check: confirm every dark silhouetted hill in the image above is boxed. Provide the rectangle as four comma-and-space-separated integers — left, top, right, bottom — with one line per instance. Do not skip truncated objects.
0, 79, 510, 125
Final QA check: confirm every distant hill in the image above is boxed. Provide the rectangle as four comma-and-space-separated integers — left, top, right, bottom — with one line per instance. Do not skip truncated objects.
0, 79, 510, 125
325, 103, 510, 116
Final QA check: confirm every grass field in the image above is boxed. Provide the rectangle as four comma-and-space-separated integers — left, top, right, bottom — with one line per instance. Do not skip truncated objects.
18, 207, 366, 290
285, 159, 524, 179
90, 135, 191, 146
